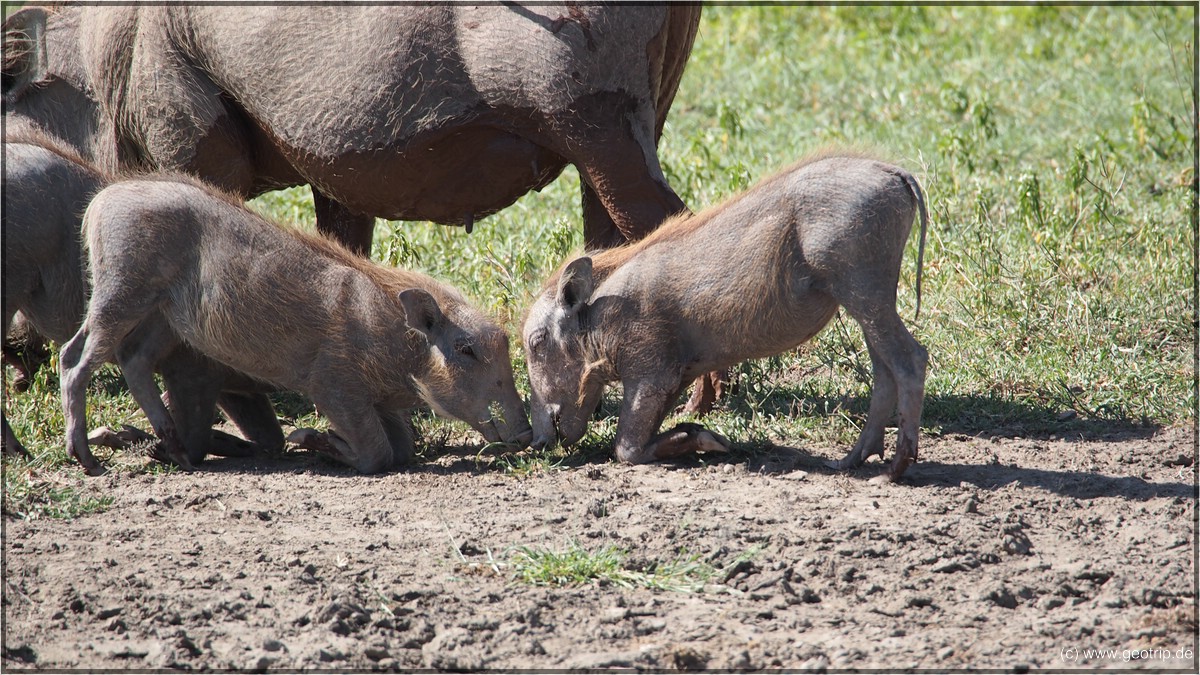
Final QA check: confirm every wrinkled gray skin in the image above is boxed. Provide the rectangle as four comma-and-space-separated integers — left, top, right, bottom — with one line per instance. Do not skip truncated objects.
60, 177, 532, 475
2, 128, 284, 468
2, 4, 698, 254
523, 154, 930, 481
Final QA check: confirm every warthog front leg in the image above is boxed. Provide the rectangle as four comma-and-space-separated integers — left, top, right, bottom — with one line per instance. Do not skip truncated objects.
287, 428, 353, 463
292, 395, 404, 474
615, 376, 728, 463
646, 422, 730, 459
3, 417, 28, 457
379, 410, 416, 466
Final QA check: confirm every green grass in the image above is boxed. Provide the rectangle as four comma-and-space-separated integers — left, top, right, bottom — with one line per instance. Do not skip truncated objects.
457, 540, 752, 594
4, 6, 1195, 516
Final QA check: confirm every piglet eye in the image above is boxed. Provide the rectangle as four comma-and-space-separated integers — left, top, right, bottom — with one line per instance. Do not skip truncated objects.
528, 330, 547, 352
455, 342, 476, 359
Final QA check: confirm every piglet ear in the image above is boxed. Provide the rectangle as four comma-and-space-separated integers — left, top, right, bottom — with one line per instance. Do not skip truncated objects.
399, 288, 444, 340
2, 8, 50, 97
557, 257, 594, 314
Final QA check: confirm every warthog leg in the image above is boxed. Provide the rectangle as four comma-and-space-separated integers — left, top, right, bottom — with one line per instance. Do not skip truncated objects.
831, 300, 927, 482
3, 329, 50, 393
614, 376, 728, 463
217, 391, 285, 455
313, 189, 375, 256
379, 411, 416, 466
682, 369, 730, 415
59, 325, 111, 476
291, 397, 403, 474
646, 422, 730, 460
288, 428, 350, 461
827, 340, 897, 472
87, 423, 254, 458
3, 417, 29, 457
87, 424, 154, 448
115, 326, 195, 472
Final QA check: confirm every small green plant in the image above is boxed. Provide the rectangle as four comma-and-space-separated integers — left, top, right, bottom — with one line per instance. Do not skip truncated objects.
506, 541, 743, 593
2, 463, 113, 520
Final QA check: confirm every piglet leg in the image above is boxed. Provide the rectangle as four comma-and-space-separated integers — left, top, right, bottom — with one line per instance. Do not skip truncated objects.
59, 326, 108, 476
615, 376, 726, 463
647, 422, 730, 459
682, 370, 730, 415
3, 417, 29, 457
115, 326, 195, 472
288, 428, 350, 462
87, 424, 154, 449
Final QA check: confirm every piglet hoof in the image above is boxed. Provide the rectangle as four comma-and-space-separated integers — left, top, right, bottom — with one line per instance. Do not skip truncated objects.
887, 447, 918, 482
828, 442, 884, 472
207, 430, 258, 458
288, 428, 348, 463
88, 424, 155, 449
827, 455, 860, 472
651, 423, 731, 460
147, 441, 196, 472
69, 449, 107, 477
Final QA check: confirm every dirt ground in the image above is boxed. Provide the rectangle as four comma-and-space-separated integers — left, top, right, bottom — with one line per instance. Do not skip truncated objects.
2, 423, 1196, 671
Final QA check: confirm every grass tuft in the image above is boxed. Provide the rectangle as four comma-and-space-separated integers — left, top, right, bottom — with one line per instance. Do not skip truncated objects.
506, 541, 745, 593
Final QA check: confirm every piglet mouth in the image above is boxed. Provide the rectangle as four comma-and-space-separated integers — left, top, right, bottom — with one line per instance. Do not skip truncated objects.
531, 413, 561, 452
531, 431, 556, 452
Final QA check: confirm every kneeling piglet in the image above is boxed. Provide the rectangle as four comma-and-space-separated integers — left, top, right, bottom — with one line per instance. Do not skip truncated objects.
61, 176, 532, 474
522, 152, 929, 480
4, 128, 283, 470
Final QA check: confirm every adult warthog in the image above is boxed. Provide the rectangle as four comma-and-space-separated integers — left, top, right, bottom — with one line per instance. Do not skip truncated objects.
522, 152, 929, 481
61, 176, 532, 475
2, 126, 284, 468
2, 4, 699, 253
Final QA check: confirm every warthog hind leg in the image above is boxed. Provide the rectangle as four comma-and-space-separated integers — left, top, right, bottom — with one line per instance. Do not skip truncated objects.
836, 302, 927, 482
115, 329, 195, 472
828, 340, 897, 472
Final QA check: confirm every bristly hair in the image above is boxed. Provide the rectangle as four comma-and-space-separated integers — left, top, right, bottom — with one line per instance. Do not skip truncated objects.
536, 145, 899, 294
118, 172, 467, 310
3, 123, 108, 181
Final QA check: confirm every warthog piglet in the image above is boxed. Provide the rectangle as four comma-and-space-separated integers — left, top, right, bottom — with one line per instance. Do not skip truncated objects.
60, 176, 532, 474
3, 129, 282, 470
522, 152, 929, 480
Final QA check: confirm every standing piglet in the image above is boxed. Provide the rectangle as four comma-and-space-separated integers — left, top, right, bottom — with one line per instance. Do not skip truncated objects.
60, 176, 533, 474
522, 152, 929, 480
